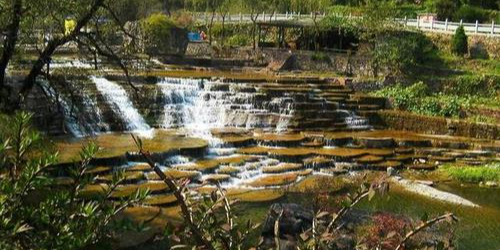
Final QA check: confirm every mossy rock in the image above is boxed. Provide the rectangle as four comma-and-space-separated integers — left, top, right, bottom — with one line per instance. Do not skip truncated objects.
247, 173, 298, 187
268, 148, 314, 157
262, 163, 303, 174
356, 155, 384, 164
387, 154, 414, 162
203, 174, 232, 183
86, 166, 112, 175
320, 168, 349, 176
97, 171, 146, 183
318, 148, 367, 159
217, 166, 241, 175
408, 164, 437, 171
394, 148, 414, 154
225, 188, 284, 202
301, 140, 324, 147
429, 156, 456, 163
56, 130, 208, 164
143, 194, 177, 206
127, 163, 152, 171
180, 155, 259, 172
256, 133, 305, 146
111, 182, 170, 198
290, 175, 345, 192
357, 137, 396, 148
303, 156, 334, 168
53, 177, 75, 186
146, 169, 200, 180
237, 146, 270, 155
370, 161, 403, 170
79, 183, 110, 198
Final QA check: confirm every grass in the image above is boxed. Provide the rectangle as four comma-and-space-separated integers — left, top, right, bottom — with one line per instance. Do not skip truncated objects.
440, 162, 500, 183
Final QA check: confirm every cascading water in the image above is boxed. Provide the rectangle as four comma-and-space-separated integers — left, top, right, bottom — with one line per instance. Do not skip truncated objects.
92, 76, 152, 137
40, 80, 109, 137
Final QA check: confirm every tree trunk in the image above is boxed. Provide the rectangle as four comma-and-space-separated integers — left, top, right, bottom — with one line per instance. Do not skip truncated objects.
0, 0, 23, 90
208, 11, 215, 46
163, 0, 171, 16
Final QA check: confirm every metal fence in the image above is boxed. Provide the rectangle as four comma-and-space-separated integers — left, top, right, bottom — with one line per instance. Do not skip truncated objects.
192, 12, 500, 36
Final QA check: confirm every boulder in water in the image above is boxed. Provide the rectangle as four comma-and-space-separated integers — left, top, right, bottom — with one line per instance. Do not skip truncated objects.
261, 203, 313, 238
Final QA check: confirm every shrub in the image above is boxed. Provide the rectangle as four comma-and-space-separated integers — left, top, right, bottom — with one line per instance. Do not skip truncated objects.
141, 13, 176, 56
0, 112, 147, 250
441, 163, 500, 183
454, 5, 489, 23
372, 31, 435, 75
226, 34, 250, 46
451, 26, 468, 56
374, 82, 428, 110
311, 52, 331, 63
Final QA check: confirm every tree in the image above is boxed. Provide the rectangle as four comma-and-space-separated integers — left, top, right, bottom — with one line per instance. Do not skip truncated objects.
451, 25, 468, 56
188, 0, 223, 45
0, 112, 147, 250
243, 0, 268, 49
308, 0, 329, 50
141, 13, 177, 56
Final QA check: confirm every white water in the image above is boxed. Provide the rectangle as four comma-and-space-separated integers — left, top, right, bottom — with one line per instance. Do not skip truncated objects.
92, 76, 152, 137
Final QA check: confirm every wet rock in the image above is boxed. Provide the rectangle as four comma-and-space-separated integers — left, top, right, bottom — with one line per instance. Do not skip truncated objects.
387, 167, 397, 177
485, 181, 498, 188
415, 180, 434, 186
358, 137, 395, 148
261, 203, 313, 239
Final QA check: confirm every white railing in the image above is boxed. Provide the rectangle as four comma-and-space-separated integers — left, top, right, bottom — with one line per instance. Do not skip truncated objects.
192, 12, 500, 36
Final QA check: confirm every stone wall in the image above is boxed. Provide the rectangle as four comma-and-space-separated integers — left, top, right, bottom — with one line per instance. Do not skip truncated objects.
185, 44, 376, 76
426, 33, 500, 59
370, 110, 500, 140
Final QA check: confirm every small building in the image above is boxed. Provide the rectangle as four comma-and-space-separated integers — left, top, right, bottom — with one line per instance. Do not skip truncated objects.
418, 13, 438, 23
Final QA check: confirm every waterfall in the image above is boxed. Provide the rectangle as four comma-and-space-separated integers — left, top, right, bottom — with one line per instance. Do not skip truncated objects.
92, 76, 152, 137
39, 81, 83, 137
39, 80, 109, 137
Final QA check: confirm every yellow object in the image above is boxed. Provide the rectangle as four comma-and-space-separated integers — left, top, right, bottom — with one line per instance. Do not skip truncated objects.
64, 19, 76, 35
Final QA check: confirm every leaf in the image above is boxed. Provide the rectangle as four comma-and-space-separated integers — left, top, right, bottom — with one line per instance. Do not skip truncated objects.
420, 212, 428, 222
300, 232, 310, 241
368, 188, 376, 201
386, 231, 397, 239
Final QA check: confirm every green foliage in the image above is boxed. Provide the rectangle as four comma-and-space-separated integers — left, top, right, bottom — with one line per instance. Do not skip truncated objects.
451, 26, 468, 56
372, 31, 435, 75
375, 82, 470, 118
226, 34, 251, 46
441, 162, 500, 183
311, 52, 331, 63
374, 82, 428, 110
0, 112, 147, 250
454, 4, 490, 22
141, 13, 177, 56
426, 0, 459, 21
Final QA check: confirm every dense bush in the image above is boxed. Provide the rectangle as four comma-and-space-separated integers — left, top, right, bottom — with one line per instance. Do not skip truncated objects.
141, 13, 177, 56
374, 82, 469, 118
441, 163, 500, 183
226, 34, 250, 46
311, 52, 331, 63
454, 5, 490, 22
451, 26, 468, 56
0, 112, 147, 250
